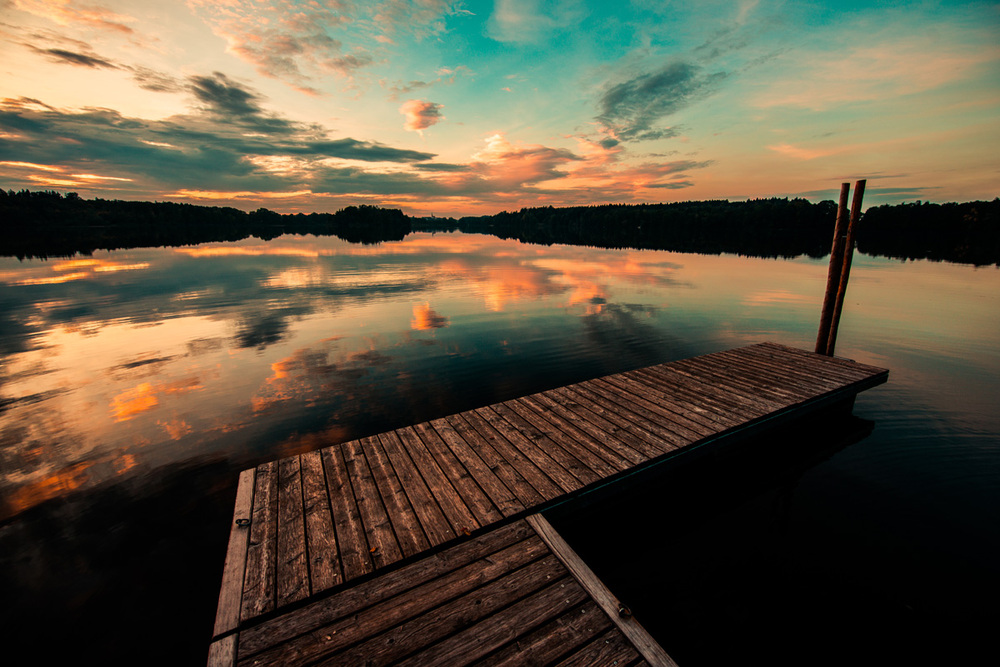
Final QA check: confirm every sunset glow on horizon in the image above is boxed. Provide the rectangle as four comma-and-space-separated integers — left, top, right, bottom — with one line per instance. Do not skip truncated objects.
1, 0, 997, 216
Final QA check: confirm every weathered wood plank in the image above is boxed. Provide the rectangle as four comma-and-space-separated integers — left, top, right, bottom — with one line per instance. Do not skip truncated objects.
552, 385, 683, 456
473, 601, 612, 667
395, 425, 480, 535
429, 417, 525, 518
243, 544, 559, 665
591, 376, 711, 441
641, 362, 775, 417
632, 365, 758, 425
411, 421, 505, 525
483, 403, 603, 486
241, 461, 278, 620
527, 514, 679, 667
538, 390, 673, 460
472, 405, 587, 492
213, 468, 255, 637
330, 569, 583, 667
238, 520, 537, 659
568, 382, 692, 450
320, 444, 372, 582
276, 456, 309, 607
378, 430, 457, 546
519, 393, 650, 465
299, 450, 340, 594
551, 627, 643, 667
343, 438, 402, 568
361, 432, 430, 558
497, 399, 627, 476
445, 412, 545, 507
463, 408, 567, 498
393, 579, 591, 667
207, 634, 237, 667
602, 372, 721, 436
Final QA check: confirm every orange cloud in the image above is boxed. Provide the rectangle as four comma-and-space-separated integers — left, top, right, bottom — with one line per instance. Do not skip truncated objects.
1, 461, 94, 521
110, 377, 203, 422
400, 99, 444, 132
411, 302, 449, 330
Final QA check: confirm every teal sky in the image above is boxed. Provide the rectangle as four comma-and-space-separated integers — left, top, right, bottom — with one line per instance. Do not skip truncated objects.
1, 0, 997, 215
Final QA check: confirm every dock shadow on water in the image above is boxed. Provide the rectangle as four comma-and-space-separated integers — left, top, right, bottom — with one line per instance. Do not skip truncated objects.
547, 411, 990, 667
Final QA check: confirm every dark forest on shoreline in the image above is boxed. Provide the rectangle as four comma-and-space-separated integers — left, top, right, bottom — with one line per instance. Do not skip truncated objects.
2, 189, 998, 265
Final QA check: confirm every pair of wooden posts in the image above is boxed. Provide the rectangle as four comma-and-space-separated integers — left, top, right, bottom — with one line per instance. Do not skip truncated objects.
816, 179, 866, 357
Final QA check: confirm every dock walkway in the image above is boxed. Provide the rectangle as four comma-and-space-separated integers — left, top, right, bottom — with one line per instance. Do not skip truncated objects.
209, 342, 887, 664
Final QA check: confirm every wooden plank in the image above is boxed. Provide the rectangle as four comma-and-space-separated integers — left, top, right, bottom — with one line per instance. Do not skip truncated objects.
394, 579, 592, 667
553, 385, 684, 456
429, 417, 525, 518
361, 432, 430, 558
569, 382, 693, 450
300, 450, 340, 594
591, 376, 711, 440
242, 541, 559, 665
497, 400, 627, 476
758, 342, 885, 381
445, 412, 545, 507
474, 601, 612, 667
276, 456, 309, 607
520, 392, 651, 464
320, 444, 372, 582
538, 389, 674, 460
207, 634, 237, 667
395, 425, 480, 535
480, 403, 601, 487
717, 348, 844, 394
632, 365, 759, 425
602, 372, 723, 436
212, 468, 255, 637
342, 438, 403, 568
669, 356, 796, 407
462, 408, 566, 498
411, 421, 505, 525
552, 627, 643, 667
378, 430, 457, 546
333, 568, 583, 667
241, 461, 278, 620
238, 520, 537, 659
678, 353, 807, 402
473, 404, 589, 491
641, 362, 775, 417
527, 514, 679, 667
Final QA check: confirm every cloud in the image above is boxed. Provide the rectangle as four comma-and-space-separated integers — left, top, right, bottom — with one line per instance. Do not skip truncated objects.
0, 90, 435, 196
12, 0, 135, 35
187, 0, 364, 90
597, 60, 727, 141
375, 0, 459, 36
400, 99, 444, 132
32, 47, 118, 69
487, 0, 587, 44
411, 303, 448, 330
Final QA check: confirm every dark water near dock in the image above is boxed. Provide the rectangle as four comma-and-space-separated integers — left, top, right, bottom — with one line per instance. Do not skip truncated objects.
1, 232, 997, 664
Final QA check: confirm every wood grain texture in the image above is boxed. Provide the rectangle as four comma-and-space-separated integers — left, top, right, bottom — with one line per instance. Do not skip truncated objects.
527, 514, 679, 667
212, 468, 255, 637
212, 342, 889, 645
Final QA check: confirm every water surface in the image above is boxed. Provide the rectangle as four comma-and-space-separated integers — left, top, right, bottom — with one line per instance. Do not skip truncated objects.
1, 233, 997, 664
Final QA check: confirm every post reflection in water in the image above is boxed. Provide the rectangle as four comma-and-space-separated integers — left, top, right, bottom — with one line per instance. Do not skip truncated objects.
0, 232, 997, 664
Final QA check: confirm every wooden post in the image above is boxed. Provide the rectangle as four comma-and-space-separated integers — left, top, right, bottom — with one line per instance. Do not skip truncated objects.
815, 183, 851, 355
825, 179, 866, 356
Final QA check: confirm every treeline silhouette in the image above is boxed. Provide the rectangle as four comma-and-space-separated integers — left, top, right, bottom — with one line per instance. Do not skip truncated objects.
2, 189, 997, 265
0, 189, 408, 259
858, 199, 1000, 266
444, 198, 838, 258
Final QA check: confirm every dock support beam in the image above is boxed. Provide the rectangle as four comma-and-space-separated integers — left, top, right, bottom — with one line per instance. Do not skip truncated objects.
816, 180, 866, 356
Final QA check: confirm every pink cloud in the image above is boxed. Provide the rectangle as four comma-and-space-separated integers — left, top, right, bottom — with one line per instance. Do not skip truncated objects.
400, 99, 444, 132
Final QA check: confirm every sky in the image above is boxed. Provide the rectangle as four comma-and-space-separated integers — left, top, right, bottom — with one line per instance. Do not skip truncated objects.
0, 0, 998, 216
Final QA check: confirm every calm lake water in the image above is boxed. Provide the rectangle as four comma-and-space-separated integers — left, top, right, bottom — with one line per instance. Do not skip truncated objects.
1, 232, 997, 665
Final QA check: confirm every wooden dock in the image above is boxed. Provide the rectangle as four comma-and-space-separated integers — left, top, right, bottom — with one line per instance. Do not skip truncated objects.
209, 342, 887, 665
